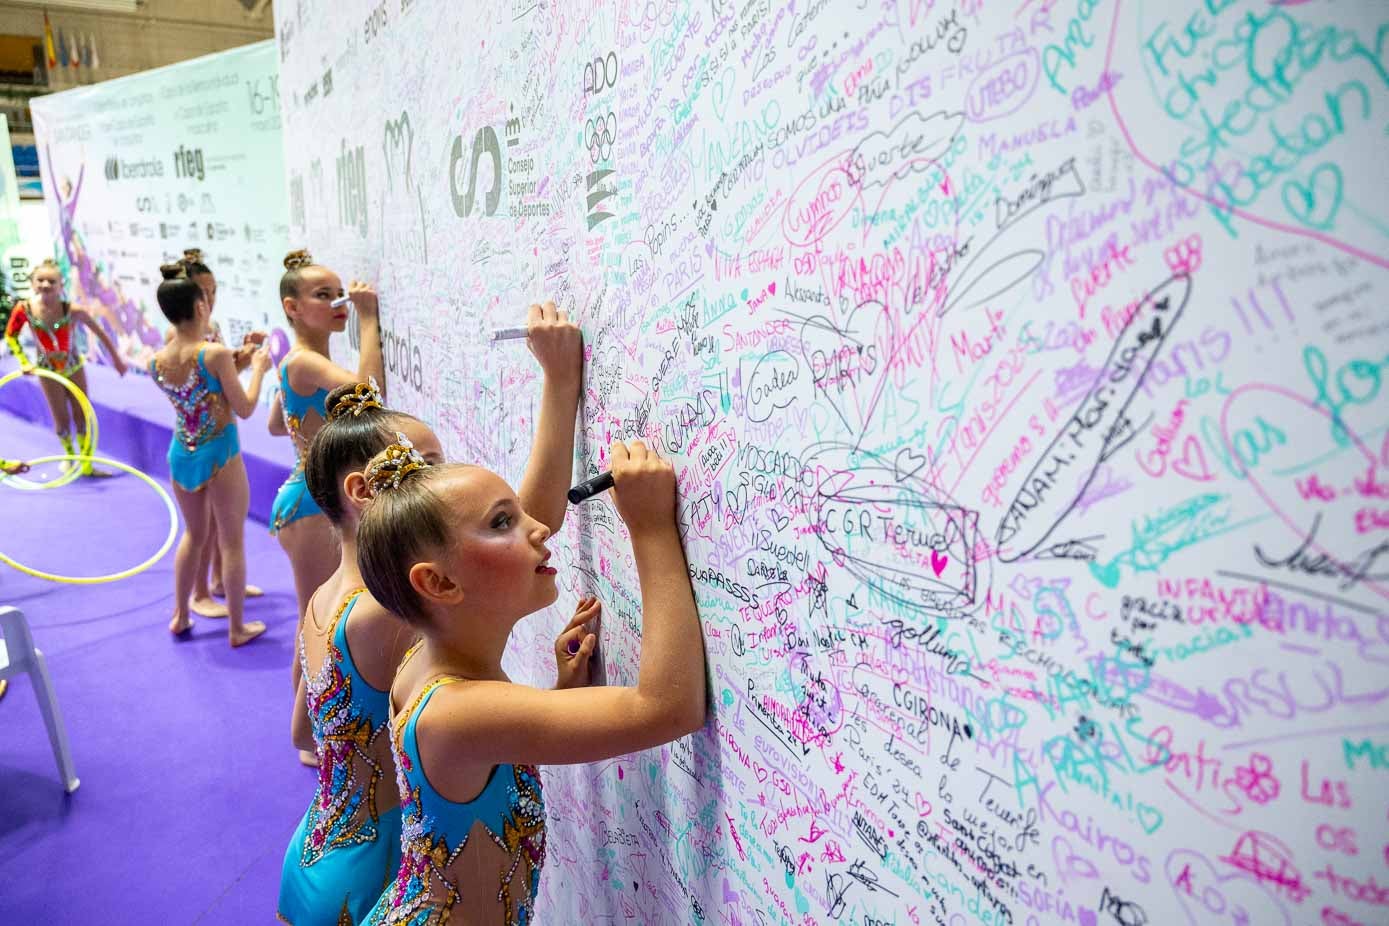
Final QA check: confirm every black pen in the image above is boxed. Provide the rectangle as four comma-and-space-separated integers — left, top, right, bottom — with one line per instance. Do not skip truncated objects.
567, 471, 614, 504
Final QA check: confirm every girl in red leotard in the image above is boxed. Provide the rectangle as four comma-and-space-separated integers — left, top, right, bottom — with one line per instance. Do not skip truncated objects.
4, 259, 127, 476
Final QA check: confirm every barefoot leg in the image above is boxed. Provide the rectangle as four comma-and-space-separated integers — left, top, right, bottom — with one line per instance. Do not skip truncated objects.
191, 506, 227, 617
206, 455, 264, 646
169, 482, 212, 636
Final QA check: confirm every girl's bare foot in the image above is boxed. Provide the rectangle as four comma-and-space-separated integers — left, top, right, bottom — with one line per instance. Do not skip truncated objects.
190, 596, 229, 618
169, 614, 194, 636
298, 749, 319, 767
211, 584, 263, 599
229, 621, 267, 647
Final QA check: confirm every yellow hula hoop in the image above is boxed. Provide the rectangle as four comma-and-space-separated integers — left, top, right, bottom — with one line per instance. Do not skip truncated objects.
0, 367, 99, 491
0, 453, 178, 584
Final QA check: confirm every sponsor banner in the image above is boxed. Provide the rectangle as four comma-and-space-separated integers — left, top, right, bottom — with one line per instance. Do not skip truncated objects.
30, 40, 289, 378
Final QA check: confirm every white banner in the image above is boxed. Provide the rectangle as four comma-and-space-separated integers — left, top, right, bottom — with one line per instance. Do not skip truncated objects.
30, 40, 291, 374
277, 3, 1389, 925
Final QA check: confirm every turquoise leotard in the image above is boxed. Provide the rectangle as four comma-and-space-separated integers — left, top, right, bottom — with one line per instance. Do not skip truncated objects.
278, 589, 402, 925
149, 346, 240, 492
363, 655, 547, 925
271, 358, 331, 533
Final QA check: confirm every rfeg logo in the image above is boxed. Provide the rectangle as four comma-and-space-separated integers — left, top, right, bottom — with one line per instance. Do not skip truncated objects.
173, 145, 205, 181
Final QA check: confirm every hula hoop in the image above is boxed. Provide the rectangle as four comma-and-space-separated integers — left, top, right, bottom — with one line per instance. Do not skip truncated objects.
0, 367, 98, 491
0, 453, 178, 584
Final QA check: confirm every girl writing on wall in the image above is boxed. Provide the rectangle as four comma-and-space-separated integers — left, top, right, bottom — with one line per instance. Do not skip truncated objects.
267, 249, 385, 764
277, 301, 590, 924
4, 259, 128, 477
167, 249, 269, 619
148, 263, 272, 645
356, 435, 705, 924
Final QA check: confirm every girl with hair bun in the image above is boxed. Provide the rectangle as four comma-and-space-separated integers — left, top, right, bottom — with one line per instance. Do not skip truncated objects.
277, 305, 587, 924
267, 248, 386, 766
354, 430, 705, 925
4, 258, 128, 477
148, 262, 272, 645
168, 248, 271, 618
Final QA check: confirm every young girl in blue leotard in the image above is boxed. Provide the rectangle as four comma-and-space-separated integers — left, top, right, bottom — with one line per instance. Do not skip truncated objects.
269, 249, 385, 764
168, 249, 269, 620
277, 302, 589, 925
354, 430, 705, 924
149, 263, 272, 645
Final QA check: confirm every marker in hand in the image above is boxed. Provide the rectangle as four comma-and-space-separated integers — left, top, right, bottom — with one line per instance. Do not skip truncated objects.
330, 294, 352, 309
491, 326, 530, 342
567, 471, 614, 505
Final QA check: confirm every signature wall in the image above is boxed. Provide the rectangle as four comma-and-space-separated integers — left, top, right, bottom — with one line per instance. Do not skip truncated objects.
277, 1, 1389, 923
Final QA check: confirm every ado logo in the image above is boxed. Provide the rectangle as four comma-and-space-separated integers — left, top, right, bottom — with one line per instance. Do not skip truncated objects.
583, 51, 617, 96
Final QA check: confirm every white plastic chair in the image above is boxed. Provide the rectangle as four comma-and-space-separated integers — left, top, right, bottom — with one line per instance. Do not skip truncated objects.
0, 606, 79, 793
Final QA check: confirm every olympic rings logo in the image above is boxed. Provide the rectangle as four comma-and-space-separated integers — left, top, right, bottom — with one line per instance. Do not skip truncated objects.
586, 112, 616, 164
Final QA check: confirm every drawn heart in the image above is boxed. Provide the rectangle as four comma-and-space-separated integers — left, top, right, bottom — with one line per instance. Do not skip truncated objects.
1170, 434, 1215, 482
705, 241, 715, 257
930, 549, 949, 577
1135, 803, 1164, 834
914, 793, 932, 816
754, 764, 769, 783
894, 447, 927, 482
798, 299, 895, 438
767, 281, 776, 296
1280, 163, 1343, 231
769, 509, 790, 532
711, 67, 736, 123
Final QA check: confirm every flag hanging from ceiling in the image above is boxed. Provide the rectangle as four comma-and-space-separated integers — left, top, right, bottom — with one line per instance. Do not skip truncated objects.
88, 32, 98, 69
56, 29, 68, 69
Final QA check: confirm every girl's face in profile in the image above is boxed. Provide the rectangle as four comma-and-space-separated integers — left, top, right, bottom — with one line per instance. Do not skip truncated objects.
428, 467, 559, 622
285, 267, 347, 334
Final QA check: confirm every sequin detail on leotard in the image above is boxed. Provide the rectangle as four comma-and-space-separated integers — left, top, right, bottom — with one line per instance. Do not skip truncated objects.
149, 349, 224, 452
365, 674, 546, 925
298, 589, 388, 865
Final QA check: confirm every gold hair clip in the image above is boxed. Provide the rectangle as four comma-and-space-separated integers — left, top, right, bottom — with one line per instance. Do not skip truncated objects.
365, 431, 428, 495
284, 249, 313, 270
328, 376, 385, 422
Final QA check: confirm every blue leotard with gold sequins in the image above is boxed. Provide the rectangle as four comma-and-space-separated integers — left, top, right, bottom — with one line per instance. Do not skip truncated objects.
270, 358, 330, 533
363, 663, 546, 925
149, 346, 239, 492
278, 589, 402, 925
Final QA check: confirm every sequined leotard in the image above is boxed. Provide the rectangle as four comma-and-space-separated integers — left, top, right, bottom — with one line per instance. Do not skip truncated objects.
149, 346, 239, 492
270, 355, 331, 533
5, 301, 83, 376
279, 589, 403, 925
364, 650, 547, 925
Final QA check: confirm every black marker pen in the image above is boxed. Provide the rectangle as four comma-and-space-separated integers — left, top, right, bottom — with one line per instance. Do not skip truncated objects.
567, 471, 614, 504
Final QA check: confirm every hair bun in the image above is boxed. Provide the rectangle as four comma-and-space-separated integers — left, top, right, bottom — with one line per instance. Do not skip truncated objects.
182, 248, 204, 263
364, 432, 429, 496
160, 262, 188, 280
283, 249, 313, 271
327, 377, 386, 422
